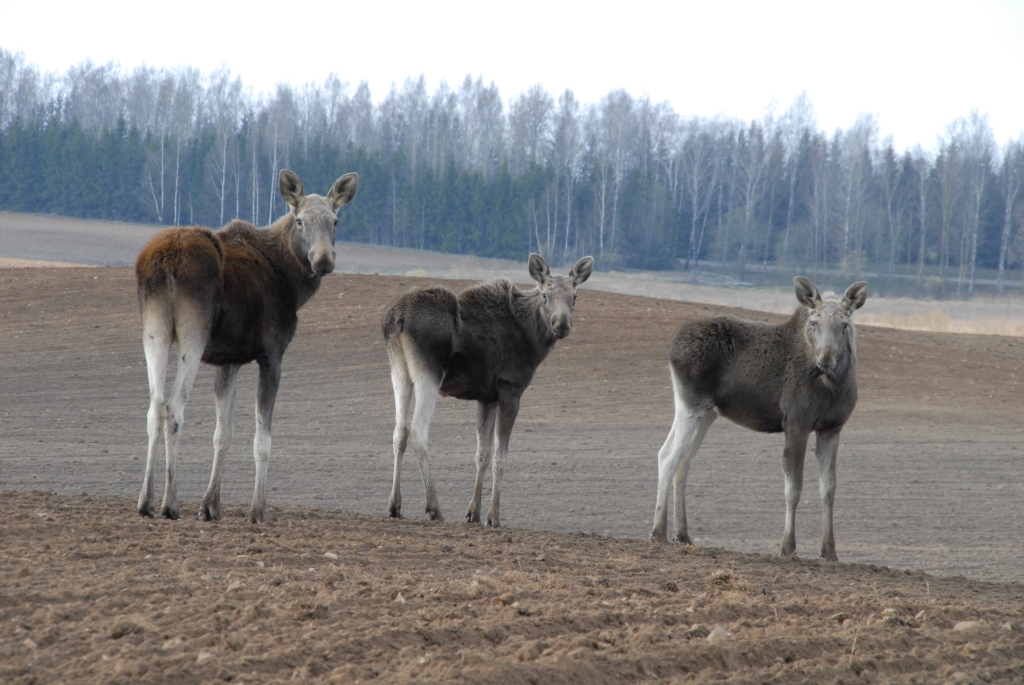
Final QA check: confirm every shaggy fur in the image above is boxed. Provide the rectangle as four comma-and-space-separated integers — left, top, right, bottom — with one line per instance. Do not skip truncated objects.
650, 277, 868, 561
382, 254, 594, 526
135, 170, 357, 523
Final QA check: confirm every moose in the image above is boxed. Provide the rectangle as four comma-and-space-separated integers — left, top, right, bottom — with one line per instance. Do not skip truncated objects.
382, 253, 594, 527
650, 277, 868, 561
135, 169, 358, 523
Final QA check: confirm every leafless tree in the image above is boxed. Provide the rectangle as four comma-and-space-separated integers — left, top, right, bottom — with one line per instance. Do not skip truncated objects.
551, 90, 584, 260
779, 92, 816, 261
679, 118, 719, 268
206, 68, 243, 226
264, 85, 296, 224
997, 139, 1024, 291
955, 111, 995, 293
508, 84, 553, 177
877, 138, 905, 274
732, 120, 771, 273
171, 69, 202, 226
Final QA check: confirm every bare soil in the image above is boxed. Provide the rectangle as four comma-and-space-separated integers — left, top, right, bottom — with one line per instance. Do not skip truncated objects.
2, 267, 1024, 683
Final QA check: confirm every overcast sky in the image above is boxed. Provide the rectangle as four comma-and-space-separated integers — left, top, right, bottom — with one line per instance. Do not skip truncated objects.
2, 0, 1022, 152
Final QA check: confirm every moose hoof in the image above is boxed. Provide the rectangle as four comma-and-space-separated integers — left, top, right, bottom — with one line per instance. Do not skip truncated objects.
138, 504, 155, 519
820, 549, 839, 562
649, 531, 667, 544
160, 506, 180, 521
427, 508, 445, 523
248, 506, 267, 524
466, 510, 480, 524
388, 506, 402, 519
485, 519, 501, 529
672, 534, 694, 545
198, 495, 220, 521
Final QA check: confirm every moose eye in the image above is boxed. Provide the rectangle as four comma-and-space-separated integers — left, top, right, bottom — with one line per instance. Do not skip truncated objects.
333, 219, 338, 227
295, 218, 303, 228
809, 320, 818, 327
573, 294, 578, 304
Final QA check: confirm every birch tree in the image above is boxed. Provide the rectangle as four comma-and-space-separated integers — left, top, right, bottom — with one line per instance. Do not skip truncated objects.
205, 68, 243, 226
997, 139, 1024, 291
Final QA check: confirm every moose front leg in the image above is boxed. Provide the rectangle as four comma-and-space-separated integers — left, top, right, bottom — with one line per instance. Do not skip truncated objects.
250, 357, 281, 524
781, 428, 809, 557
486, 389, 520, 528
815, 428, 841, 562
466, 401, 497, 523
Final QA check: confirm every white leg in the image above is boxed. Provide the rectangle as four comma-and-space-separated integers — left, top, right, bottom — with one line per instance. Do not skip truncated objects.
408, 364, 443, 522
486, 388, 520, 528
671, 409, 716, 543
815, 429, 841, 561
388, 363, 413, 518
160, 332, 205, 520
200, 364, 240, 521
466, 401, 498, 523
250, 357, 281, 524
650, 388, 714, 543
138, 315, 172, 518
781, 428, 809, 556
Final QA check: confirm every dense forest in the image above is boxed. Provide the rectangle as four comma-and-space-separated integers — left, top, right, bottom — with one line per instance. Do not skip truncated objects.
2, 48, 1022, 295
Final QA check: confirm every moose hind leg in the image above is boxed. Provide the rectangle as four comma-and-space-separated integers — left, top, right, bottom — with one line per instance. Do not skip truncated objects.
815, 429, 841, 561
200, 364, 240, 521
466, 401, 497, 523
671, 409, 716, 543
781, 429, 809, 556
650, 395, 714, 543
388, 363, 413, 518
160, 330, 206, 520
408, 363, 444, 522
138, 310, 172, 518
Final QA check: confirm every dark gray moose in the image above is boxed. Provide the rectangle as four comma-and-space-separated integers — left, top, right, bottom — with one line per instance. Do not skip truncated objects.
650, 277, 868, 561
382, 253, 594, 527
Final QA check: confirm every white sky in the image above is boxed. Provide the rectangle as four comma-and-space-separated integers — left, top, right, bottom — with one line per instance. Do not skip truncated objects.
2, 0, 1022, 151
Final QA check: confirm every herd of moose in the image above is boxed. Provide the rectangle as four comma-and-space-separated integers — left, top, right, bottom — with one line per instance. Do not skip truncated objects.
134, 170, 869, 561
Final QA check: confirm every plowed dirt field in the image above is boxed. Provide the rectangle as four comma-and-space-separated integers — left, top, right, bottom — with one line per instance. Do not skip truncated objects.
2, 266, 1023, 683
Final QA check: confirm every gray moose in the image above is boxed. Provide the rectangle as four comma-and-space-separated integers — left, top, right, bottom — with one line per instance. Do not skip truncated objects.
650, 277, 868, 561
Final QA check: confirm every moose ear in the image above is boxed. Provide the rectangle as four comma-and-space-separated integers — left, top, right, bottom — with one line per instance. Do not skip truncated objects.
570, 256, 594, 286
843, 281, 868, 311
528, 253, 550, 284
794, 276, 822, 309
328, 172, 358, 210
279, 169, 305, 210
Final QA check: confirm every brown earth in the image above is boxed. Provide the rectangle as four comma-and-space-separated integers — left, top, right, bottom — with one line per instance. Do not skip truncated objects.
2, 267, 1024, 683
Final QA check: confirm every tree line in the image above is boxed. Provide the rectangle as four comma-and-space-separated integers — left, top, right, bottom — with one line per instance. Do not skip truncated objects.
2, 47, 1023, 296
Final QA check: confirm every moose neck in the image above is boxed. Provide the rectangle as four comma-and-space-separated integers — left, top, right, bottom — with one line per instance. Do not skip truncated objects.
266, 214, 324, 309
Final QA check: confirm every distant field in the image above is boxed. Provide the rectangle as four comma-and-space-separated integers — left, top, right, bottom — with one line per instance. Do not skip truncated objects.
2, 211, 1022, 337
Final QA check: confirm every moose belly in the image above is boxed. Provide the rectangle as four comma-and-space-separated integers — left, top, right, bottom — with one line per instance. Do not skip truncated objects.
438, 352, 501, 403
439, 372, 499, 403
716, 393, 784, 433
201, 339, 261, 367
